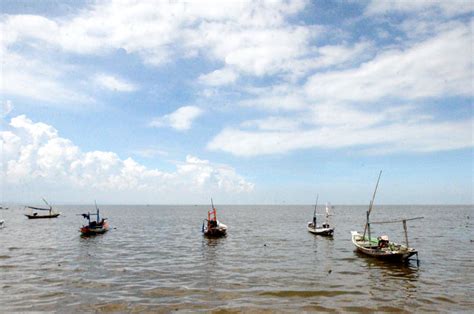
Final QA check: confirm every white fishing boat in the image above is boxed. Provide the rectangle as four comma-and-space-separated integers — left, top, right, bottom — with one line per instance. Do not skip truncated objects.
307, 195, 334, 236
351, 171, 423, 262
25, 198, 60, 219
202, 199, 227, 237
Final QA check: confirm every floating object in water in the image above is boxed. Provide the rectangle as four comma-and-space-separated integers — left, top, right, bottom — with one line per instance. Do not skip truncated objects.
24, 198, 60, 219
79, 202, 109, 236
351, 171, 423, 262
202, 198, 227, 237
307, 195, 334, 236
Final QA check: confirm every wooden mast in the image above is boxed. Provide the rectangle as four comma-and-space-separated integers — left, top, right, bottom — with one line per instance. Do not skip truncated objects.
403, 220, 409, 248
362, 170, 382, 240
211, 198, 216, 221
313, 194, 319, 227
42, 198, 52, 215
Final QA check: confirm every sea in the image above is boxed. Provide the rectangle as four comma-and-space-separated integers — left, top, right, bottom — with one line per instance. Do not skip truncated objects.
0, 205, 472, 312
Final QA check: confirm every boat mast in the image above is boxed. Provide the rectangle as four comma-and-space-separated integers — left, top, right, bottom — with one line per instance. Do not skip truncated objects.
313, 194, 319, 226
325, 202, 329, 225
95, 201, 100, 221
362, 170, 382, 240
211, 198, 216, 221
42, 198, 52, 215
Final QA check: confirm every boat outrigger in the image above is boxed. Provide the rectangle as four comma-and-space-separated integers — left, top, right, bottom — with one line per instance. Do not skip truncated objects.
80, 203, 109, 236
25, 198, 60, 219
307, 195, 334, 236
202, 199, 227, 237
351, 171, 423, 262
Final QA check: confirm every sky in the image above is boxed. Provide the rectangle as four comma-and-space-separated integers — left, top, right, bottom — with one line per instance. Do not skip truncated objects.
0, 0, 472, 205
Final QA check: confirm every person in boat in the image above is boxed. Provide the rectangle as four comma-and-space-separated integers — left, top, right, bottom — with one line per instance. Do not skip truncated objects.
209, 219, 217, 228
312, 216, 316, 228
322, 223, 330, 228
378, 235, 389, 249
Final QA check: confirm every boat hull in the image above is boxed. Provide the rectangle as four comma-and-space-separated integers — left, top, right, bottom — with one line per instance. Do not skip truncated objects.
203, 224, 227, 237
25, 213, 60, 219
80, 222, 109, 236
203, 220, 227, 238
351, 231, 417, 261
203, 228, 227, 237
307, 224, 334, 236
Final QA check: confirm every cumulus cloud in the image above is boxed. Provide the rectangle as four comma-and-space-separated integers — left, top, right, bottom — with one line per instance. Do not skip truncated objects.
150, 106, 204, 131
94, 73, 137, 92
0, 115, 254, 200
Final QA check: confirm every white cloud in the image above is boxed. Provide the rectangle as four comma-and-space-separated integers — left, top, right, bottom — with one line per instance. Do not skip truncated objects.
207, 21, 473, 157
208, 115, 473, 157
241, 116, 301, 131
305, 25, 472, 104
239, 84, 309, 111
94, 73, 137, 92
150, 106, 204, 131
0, 115, 253, 200
1, 100, 13, 117
0, 47, 96, 106
365, 0, 473, 17
190, 25, 314, 77
2, 0, 312, 81
198, 68, 238, 86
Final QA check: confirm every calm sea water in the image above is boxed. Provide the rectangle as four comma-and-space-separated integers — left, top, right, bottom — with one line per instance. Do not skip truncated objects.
0, 205, 472, 312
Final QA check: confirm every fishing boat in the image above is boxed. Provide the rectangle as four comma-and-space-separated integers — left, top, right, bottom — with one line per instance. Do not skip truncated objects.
202, 199, 227, 237
351, 171, 423, 262
307, 195, 334, 236
25, 198, 60, 219
80, 204, 109, 236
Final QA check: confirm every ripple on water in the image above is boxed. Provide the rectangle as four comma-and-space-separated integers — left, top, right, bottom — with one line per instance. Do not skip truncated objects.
260, 290, 365, 298
0, 205, 473, 312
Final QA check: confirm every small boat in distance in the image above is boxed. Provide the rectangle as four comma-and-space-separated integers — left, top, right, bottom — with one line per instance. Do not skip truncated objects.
80, 203, 109, 236
25, 198, 60, 219
307, 195, 334, 236
0, 219, 4, 228
351, 171, 423, 262
202, 199, 227, 237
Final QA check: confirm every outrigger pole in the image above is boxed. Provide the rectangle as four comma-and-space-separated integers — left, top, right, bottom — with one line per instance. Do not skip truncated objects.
370, 216, 424, 248
362, 170, 382, 241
